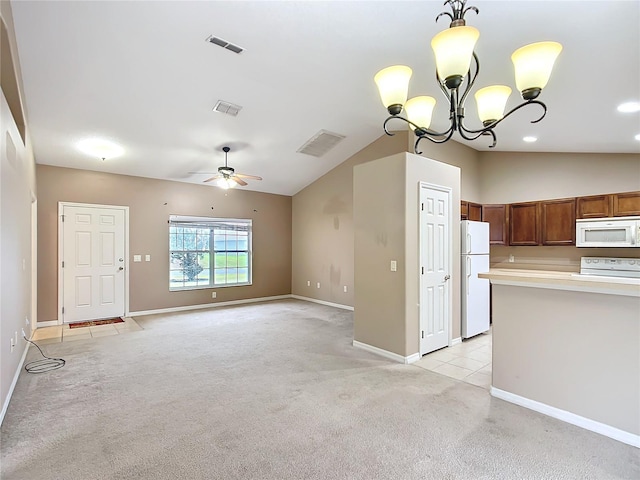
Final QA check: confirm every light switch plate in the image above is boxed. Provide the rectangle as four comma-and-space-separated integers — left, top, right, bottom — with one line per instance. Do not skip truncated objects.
145, 255, 151, 262
390, 260, 397, 272
133, 255, 141, 262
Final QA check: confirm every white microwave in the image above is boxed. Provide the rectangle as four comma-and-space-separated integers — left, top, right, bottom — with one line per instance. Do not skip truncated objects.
576, 216, 640, 248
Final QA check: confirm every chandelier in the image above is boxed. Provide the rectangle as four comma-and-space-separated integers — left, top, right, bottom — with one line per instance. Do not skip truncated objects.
374, 0, 562, 152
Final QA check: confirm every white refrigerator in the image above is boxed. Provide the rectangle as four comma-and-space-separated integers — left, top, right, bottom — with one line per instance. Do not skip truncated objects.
461, 220, 490, 339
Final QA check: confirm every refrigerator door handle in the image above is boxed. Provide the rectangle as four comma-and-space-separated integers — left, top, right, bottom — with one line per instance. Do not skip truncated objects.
467, 233, 471, 254
466, 257, 471, 294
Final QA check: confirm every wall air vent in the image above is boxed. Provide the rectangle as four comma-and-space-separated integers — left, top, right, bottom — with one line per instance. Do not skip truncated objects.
297, 130, 346, 157
205, 35, 244, 54
213, 100, 242, 117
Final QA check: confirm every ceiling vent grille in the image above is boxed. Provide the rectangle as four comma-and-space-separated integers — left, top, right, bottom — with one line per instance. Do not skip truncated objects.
206, 35, 244, 54
213, 100, 242, 117
297, 130, 346, 157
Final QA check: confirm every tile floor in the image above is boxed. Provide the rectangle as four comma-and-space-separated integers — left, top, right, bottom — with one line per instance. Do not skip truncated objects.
30, 317, 143, 344
414, 329, 492, 389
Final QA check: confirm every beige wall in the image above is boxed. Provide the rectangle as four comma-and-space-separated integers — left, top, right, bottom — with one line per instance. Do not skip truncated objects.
354, 152, 460, 357
1, 1, 37, 422
353, 154, 407, 354
36, 165, 292, 322
291, 132, 408, 306
492, 284, 640, 436
479, 151, 640, 204
409, 133, 481, 202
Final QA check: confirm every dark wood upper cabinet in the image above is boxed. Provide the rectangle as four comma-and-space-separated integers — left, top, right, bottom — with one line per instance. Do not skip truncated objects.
509, 202, 540, 246
541, 198, 576, 246
482, 204, 508, 245
613, 191, 640, 217
576, 194, 612, 218
468, 202, 482, 221
461, 201, 468, 220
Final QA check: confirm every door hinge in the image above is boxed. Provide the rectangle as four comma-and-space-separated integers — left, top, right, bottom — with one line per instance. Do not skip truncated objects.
421, 330, 424, 339
421, 203, 424, 211
62, 261, 64, 268
62, 307, 65, 314
421, 266, 424, 274
61, 214, 65, 222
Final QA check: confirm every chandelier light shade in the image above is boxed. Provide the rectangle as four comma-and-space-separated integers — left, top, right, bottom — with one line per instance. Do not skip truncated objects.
511, 41, 563, 99
374, 0, 562, 150
431, 26, 480, 89
405, 96, 437, 130
475, 85, 512, 125
374, 65, 413, 115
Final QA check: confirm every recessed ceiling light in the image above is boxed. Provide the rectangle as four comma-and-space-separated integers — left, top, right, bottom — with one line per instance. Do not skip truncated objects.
77, 138, 124, 160
635, 133, 640, 141
617, 101, 640, 113
523, 136, 537, 143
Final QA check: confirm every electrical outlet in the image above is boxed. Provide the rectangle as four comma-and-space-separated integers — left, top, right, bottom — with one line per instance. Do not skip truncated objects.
508, 254, 515, 263
211, 292, 217, 299
307, 281, 310, 287
343, 285, 348, 293
21, 328, 26, 340
10, 338, 15, 353
145, 254, 151, 262
390, 260, 397, 272
316, 282, 320, 289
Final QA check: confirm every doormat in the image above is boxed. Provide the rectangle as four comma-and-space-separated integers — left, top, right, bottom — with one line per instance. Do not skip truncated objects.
69, 317, 125, 329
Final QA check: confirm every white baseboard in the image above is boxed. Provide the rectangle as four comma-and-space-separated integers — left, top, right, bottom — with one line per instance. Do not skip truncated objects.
290, 295, 354, 311
1, 341, 30, 426
491, 387, 640, 448
353, 340, 419, 364
36, 320, 58, 327
128, 295, 292, 317
450, 337, 462, 346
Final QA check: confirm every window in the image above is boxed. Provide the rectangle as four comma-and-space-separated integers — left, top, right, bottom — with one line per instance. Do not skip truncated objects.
169, 216, 252, 291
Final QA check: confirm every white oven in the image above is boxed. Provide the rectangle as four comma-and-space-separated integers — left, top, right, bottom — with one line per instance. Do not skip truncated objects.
576, 216, 640, 248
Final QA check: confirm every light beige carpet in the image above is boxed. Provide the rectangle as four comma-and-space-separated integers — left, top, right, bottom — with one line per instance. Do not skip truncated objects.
1, 299, 637, 479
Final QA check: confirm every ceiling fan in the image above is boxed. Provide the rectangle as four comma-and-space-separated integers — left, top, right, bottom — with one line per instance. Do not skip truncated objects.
192, 146, 262, 189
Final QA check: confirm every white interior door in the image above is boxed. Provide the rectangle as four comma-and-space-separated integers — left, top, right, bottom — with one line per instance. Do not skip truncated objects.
61, 204, 126, 323
419, 184, 451, 355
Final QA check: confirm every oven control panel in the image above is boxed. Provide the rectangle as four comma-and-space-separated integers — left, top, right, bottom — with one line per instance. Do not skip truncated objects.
580, 257, 640, 278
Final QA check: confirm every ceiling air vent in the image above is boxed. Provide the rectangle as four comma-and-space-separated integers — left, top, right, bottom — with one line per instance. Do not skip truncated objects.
213, 100, 242, 117
297, 130, 346, 157
205, 35, 244, 54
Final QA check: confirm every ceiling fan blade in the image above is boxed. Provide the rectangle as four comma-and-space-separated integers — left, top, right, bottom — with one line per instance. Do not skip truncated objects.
189, 171, 218, 175
231, 176, 248, 186
235, 173, 263, 180
204, 175, 222, 183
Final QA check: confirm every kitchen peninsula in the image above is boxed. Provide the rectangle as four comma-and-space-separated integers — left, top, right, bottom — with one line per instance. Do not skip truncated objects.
479, 269, 640, 447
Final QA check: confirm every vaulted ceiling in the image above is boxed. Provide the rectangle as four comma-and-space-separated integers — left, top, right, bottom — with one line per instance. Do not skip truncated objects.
10, 1, 640, 196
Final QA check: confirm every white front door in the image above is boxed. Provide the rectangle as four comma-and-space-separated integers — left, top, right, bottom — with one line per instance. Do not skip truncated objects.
61, 204, 126, 323
419, 184, 451, 355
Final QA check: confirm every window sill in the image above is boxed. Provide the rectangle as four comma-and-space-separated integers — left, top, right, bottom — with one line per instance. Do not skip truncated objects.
169, 282, 252, 292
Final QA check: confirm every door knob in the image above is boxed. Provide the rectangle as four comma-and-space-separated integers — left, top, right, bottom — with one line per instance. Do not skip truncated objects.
118, 266, 124, 271
119, 258, 124, 262
444, 274, 450, 282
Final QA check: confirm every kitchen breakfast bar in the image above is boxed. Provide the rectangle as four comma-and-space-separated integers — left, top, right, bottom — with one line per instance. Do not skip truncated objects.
479, 269, 640, 447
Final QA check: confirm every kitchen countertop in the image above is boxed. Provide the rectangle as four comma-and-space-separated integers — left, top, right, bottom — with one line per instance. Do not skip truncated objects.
479, 268, 640, 297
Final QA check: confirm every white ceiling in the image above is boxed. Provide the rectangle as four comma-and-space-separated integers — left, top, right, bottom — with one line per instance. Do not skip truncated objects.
10, 1, 640, 196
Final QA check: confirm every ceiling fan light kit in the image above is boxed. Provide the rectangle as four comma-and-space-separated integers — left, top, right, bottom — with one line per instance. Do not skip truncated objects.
374, 0, 562, 151
202, 146, 262, 189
